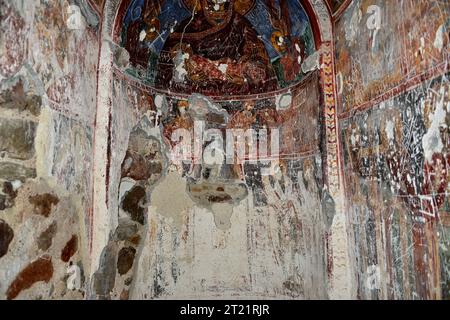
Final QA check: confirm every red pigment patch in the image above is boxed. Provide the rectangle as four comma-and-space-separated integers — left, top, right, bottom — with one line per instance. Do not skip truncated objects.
6, 255, 53, 300
61, 235, 78, 262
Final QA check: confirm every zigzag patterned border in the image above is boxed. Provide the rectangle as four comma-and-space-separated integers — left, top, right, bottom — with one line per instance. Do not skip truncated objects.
321, 41, 341, 197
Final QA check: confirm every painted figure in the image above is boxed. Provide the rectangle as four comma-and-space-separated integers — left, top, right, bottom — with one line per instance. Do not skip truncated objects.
155, 0, 278, 95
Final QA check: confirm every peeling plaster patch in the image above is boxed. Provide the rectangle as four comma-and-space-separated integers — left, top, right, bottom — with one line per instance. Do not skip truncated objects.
121, 186, 147, 225
329, 212, 353, 299
301, 50, 321, 74
434, 24, 445, 52
150, 171, 195, 229
0, 219, 14, 258
61, 235, 78, 263
6, 255, 53, 300
422, 91, 447, 162
276, 92, 292, 111
173, 51, 190, 83
72, 0, 100, 29
139, 30, 147, 42
92, 243, 117, 299
154, 94, 168, 117
187, 180, 247, 230
210, 203, 234, 230
417, 37, 426, 58
0, 1, 26, 78
385, 120, 395, 144
35, 107, 55, 179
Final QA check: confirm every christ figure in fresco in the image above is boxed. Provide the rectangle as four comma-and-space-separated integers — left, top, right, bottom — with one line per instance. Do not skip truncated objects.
155, 0, 279, 95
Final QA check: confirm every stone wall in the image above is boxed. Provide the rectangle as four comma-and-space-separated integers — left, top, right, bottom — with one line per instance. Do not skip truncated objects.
0, 0, 100, 299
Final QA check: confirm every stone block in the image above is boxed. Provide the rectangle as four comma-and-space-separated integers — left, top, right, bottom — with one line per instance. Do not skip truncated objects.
0, 118, 37, 160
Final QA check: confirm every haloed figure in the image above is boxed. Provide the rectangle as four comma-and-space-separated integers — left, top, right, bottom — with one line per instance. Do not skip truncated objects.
155, 0, 278, 95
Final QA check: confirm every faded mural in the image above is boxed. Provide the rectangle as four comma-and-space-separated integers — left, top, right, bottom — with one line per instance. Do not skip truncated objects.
327, 0, 347, 14
335, 0, 450, 299
93, 65, 330, 299
85, 0, 333, 300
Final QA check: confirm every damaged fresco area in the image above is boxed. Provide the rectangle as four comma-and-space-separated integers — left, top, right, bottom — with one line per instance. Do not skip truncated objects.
0, 0, 100, 299
340, 74, 450, 300
89, 60, 331, 299
89, 0, 337, 300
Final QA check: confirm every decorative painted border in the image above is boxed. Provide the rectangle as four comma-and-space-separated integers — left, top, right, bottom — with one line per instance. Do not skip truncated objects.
321, 41, 341, 197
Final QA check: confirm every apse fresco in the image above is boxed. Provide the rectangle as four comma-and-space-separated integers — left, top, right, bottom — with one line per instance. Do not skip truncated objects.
120, 0, 316, 95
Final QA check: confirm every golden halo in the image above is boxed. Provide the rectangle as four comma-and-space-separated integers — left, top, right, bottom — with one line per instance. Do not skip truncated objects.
271, 30, 288, 53
144, 18, 160, 41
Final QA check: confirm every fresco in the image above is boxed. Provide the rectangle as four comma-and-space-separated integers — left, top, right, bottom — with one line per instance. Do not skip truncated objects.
120, 0, 316, 95
85, 64, 331, 299
334, 0, 450, 113
340, 73, 449, 299
334, 0, 450, 300
2, 0, 449, 301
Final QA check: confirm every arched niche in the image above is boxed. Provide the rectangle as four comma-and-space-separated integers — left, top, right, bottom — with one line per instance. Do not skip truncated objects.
89, 0, 352, 300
